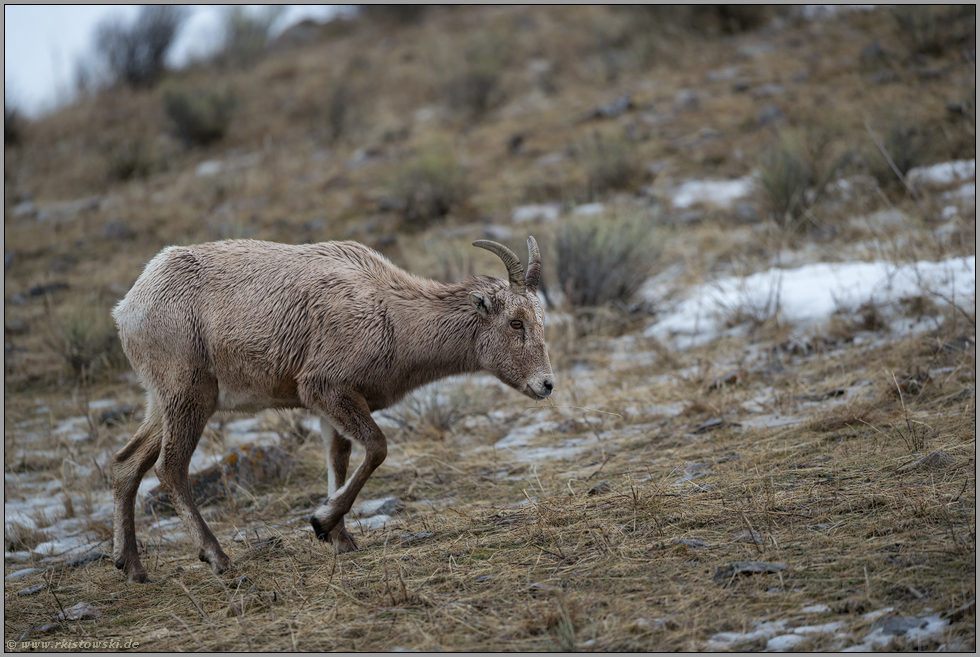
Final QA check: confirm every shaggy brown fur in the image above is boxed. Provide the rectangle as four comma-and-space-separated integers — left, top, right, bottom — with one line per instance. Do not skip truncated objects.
110, 238, 553, 582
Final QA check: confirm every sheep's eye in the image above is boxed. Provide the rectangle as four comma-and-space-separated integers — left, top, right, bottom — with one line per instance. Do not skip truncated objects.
510, 320, 523, 330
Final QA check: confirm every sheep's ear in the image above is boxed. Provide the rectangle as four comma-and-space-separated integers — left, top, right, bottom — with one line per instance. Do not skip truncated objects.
469, 291, 491, 317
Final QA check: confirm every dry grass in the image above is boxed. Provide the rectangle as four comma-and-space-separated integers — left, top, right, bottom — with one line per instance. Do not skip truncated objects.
3, 4, 975, 652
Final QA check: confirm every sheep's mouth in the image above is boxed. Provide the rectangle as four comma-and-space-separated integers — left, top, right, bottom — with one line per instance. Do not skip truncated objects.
524, 386, 552, 401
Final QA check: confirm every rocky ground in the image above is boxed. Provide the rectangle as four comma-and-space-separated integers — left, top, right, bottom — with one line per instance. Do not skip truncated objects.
4, 5, 976, 652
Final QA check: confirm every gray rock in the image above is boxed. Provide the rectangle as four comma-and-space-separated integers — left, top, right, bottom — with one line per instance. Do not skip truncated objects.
714, 561, 787, 584
146, 442, 294, 513
589, 93, 633, 119
58, 601, 101, 621
898, 449, 955, 472
356, 496, 404, 517
5, 567, 43, 581
672, 538, 706, 549
99, 404, 139, 425
63, 550, 110, 569
730, 530, 763, 544
475, 575, 492, 583
28, 282, 69, 297
752, 84, 785, 98
734, 202, 759, 222
870, 70, 899, 85
876, 615, 927, 636
861, 42, 887, 62
737, 43, 775, 59
758, 105, 785, 126
394, 532, 434, 545
674, 89, 700, 111
102, 220, 135, 240
588, 481, 611, 496
18, 583, 47, 596
707, 66, 740, 82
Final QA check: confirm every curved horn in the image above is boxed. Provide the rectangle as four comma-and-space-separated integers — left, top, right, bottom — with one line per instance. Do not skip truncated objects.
473, 239, 525, 294
524, 236, 541, 293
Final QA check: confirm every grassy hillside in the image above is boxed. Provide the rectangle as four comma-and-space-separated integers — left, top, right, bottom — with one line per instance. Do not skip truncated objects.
4, 5, 975, 651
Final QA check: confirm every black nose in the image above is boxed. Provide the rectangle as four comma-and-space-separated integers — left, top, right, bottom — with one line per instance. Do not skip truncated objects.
543, 379, 553, 392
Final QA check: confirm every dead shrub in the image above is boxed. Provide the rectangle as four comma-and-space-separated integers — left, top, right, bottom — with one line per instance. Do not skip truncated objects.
864, 118, 928, 188
438, 31, 510, 118
213, 6, 285, 69
579, 132, 645, 198
94, 5, 186, 89
163, 86, 236, 147
892, 6, 942, 55
389, 145, 469, 229
105, 138, 159, 181
45, 294, 126, 381
4, 520, 49, 553
5, 101, 21, 146
550, 212, 657, 311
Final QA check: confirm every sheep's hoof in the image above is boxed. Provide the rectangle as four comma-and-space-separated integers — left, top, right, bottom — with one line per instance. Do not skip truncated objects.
332, 527, 359, 554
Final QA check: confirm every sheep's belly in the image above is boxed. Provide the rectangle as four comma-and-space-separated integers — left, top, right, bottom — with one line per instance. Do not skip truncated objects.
216, 382, 294, 412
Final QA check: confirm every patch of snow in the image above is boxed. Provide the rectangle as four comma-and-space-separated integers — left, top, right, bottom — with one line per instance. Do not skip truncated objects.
705, 620, 788, 650
351, 514, 396, 531
573, 202, 605, 216
802, 604, 832, 613
906, 159, 975, 189
644, 256, 975, 347
512, 203, 561, 223
671, 177, 755, 210
765, 634, 808, 651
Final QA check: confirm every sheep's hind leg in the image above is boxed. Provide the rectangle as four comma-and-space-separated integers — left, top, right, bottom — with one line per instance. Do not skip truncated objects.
156, 379, 231, 574
111, 393, 164, 583
309, 393, 387, 549
320, 419, 358, 553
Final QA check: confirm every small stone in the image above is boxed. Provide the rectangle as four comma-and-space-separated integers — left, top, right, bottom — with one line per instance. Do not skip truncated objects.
28, 282, 69, 297
730, 530, 763, 544
752, 84, 785, 98
58, 601, 101, 621
17, 583, 47, 596
590, 93, 633, 119
356, 496, 404, 517
757, 105, 784, 126
393, 532, 434, 545
102, 220, 135, 240
713, 561, 787, 585
99, 404, 139, 425
672, 538, 706, 549
64, 551, 110, 569
898, 449, 955, 472
475, 575, 492, 583
875, 615, 927, 636
5, 567, 43, 581
870, 70, 899, 85
588, 481, 611, 496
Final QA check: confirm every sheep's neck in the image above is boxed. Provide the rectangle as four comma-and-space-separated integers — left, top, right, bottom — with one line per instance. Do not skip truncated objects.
391, 282, 484, 391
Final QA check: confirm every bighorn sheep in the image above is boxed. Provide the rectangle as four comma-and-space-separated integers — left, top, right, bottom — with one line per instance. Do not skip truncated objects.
110, 237, 554, 582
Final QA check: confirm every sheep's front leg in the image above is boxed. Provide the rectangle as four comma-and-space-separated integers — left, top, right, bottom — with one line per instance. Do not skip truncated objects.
309, 392, 387, 548
320, 418, 358, 553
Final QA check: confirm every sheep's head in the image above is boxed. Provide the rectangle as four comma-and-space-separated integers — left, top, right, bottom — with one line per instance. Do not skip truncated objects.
470, 237, 555, 401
